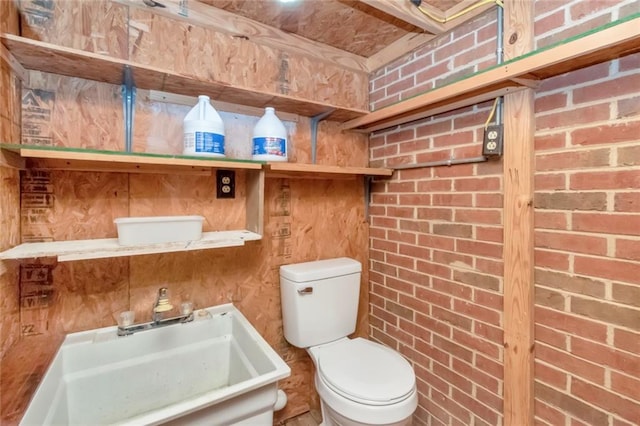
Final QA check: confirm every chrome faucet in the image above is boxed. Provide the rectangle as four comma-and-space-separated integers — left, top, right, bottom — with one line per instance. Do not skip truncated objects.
117, 287, 194, 337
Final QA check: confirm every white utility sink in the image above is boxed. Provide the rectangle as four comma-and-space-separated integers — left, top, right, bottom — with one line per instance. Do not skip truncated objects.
20, 304, 291, 426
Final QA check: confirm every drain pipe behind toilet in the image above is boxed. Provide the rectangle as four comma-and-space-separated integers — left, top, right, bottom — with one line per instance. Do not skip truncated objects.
274, 389, 288, 411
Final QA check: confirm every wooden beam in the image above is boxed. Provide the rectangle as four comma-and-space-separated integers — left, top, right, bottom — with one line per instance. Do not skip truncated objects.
366, 31, 436, 72
343, 14, 640, 130
364, 1, 497, 71
0, 44, 26, 81
342, 67, 527, 131
115, 0, 369, 73
353, 86, 526, 133
360, 0, 445, 34
0, 148, 25, 169
245, 169, 264, 235
265, 162, 393, 178
3, 146, 263, 172
502, 0, 535, 425
441, 0, 497, 32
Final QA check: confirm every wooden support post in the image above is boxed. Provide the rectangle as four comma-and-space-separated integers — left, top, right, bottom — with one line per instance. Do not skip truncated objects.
502, 0, 535, 425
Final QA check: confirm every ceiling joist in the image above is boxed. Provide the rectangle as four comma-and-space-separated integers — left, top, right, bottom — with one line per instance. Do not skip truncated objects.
441, 0, 498, 31
362, 0, 499, 71
360, 0, 445, 34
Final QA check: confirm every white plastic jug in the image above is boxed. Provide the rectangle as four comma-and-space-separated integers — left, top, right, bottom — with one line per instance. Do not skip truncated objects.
252, 107, 288, 162
183, 95, 225, 157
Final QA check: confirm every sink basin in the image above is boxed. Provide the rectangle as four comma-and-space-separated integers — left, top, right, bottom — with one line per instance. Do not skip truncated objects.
20, 303, 291, 426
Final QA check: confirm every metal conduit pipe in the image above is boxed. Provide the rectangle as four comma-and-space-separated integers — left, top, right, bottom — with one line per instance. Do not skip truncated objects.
495, 4, 504, 125
391, 5, 503, 173
393, 156, 488, 171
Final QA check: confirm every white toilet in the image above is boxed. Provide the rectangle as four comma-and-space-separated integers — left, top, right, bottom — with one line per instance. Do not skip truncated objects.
280, 257, 418, 426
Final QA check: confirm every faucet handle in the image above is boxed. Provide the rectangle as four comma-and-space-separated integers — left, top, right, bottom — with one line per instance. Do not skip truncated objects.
118, 310, 136, 327
181, 301, 194, 315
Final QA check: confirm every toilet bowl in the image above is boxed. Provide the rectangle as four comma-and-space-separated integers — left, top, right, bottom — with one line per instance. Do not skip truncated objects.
309, 338, 417, 426
279, 258, 418, 426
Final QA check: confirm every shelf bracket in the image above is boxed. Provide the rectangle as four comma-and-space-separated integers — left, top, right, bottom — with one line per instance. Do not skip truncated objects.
364, 175, 373, 223
121, 65, 137, 152
310, 109, 335, 164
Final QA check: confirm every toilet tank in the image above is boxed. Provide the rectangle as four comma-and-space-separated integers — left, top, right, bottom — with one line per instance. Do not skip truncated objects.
280, 257, 362, 348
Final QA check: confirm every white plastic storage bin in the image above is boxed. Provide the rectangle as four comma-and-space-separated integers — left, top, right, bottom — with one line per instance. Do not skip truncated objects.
114, 216, 204, 246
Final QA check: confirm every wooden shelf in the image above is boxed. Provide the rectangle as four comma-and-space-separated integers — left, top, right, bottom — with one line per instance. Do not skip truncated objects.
0, 33, 368, 123
343, 14, 640, 132
0, 230, 262, 262
1, 144, 392, 179
0, 144, 263, 174
1, 144, 266, 259
265, 162, 393, 179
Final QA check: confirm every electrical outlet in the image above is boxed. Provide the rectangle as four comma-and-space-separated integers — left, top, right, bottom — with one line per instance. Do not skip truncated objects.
216, 170, 235, 199
483, 124, 504, 157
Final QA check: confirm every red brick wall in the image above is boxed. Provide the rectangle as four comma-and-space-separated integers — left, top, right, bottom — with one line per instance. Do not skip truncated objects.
367, 1, 639, 425
532, 1, 640, 424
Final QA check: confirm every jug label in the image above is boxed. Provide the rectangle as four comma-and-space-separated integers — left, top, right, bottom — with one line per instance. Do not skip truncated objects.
253, 137, 286, 156
185, 132, 225, 154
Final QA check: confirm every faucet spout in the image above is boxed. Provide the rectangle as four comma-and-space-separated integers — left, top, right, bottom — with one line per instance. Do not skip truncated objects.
153, 287, 174, 322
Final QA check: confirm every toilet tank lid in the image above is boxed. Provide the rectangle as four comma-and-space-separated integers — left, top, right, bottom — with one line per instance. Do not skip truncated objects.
280, 257, 361, 282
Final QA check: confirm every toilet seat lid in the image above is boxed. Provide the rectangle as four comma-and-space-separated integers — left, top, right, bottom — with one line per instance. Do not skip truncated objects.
317, 338, 415, 404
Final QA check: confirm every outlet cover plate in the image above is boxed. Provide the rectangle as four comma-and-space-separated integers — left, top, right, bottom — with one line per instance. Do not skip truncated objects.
483, 124, 504, 157
216, 169, 235, 199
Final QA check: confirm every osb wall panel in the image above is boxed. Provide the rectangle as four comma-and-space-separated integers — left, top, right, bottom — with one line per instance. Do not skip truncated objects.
1, 59, 21, 129
18, 170, 130, 336
1, 0, 19, 36
6, 75, 371, 423
127, 9, 368, 110
2, 173, 369, 424
127, 171, 248, 234
23, 72, 123, 150
20, 170, 129, 243
19, 0, 128, 58
1, 5, 21, 140
17, 0, 368, 111
312, 120, 369, 167
266, 177, 370, 421
0, 167, 21, 358
26, 75, 369, 167
50, 259, 130, 331
120, 174, 369, 420
134, 90, 186, 155
1, 0, 23, 359
0, 61, 21, 147
277, 178, 371, 338
5, 2, 371, 422
0, 332, 63, 424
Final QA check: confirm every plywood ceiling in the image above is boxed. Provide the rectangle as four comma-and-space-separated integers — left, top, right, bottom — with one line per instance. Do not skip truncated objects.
200, 0, 423, 57
198, 0, 492, 67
